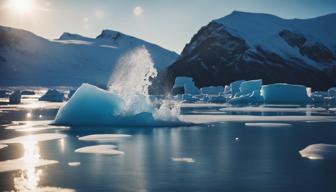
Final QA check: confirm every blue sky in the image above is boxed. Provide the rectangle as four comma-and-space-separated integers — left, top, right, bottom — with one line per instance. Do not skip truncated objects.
0, 0, 335, 53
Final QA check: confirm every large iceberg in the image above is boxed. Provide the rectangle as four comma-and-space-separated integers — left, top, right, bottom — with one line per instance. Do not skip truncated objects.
54, 84, 183, 126
262, 83, 312, 104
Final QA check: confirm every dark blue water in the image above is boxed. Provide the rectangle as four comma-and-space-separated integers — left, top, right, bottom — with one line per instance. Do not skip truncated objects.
1, 107, 336, 192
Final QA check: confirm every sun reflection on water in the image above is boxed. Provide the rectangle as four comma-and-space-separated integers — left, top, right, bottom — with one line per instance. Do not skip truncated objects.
14, 139, 41, 191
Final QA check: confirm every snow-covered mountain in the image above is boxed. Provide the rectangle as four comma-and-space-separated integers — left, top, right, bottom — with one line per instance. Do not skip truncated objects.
168, 11, 336, 90
0, 26, 178, 86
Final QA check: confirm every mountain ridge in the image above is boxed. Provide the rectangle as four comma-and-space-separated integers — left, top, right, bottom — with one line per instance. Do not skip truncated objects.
168, 11, 336, 91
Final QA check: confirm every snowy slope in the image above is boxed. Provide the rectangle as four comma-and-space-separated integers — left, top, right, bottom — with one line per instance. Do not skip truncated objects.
0, 26, 178, 86
168, 11, 336, 90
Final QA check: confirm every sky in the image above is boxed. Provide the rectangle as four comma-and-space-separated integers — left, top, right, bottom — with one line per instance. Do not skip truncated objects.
0, 0, 336, 53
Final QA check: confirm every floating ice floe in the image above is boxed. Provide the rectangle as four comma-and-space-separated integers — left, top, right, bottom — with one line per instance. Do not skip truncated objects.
172, 157, 195, 163
219, 106, 326, 112
68, 162, 81, 167
0, 144, 8, 149
179, 114, 336, 124
5, 120, 69, 132
245, 123, 292, 127
75, 145, 124, 155
78, 134, 131, 141
0, 133, 66, 144
0, 158, 58, 173
299, 144, 336, 160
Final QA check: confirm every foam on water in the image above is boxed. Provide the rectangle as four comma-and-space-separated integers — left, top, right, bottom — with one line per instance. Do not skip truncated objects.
79, 134, 131, 141
75, 145, 124, 155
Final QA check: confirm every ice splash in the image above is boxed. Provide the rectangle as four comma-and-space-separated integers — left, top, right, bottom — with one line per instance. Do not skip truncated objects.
108, 46, 157, 97
54, 46, 183, 126
108, 46, 157, 115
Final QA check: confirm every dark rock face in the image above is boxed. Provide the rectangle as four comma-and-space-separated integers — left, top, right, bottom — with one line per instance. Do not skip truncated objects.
279, 30, 335, 63
168, 21, 336, 91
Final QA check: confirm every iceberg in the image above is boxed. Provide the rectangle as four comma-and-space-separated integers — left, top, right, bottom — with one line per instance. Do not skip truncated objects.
262, 83, 312, 104
9, 90, 21, 104
228, 90, 263, 105
239, 79, 262, 95
230, 80, 245, 95
39, 89, 64, 102
173, 76, 201, 95
200, 86, 224, 95
54, 84, 182, 126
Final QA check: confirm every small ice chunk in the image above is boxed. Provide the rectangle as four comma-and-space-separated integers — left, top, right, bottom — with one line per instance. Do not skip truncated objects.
78, 134, 131, 141
172, 157, 195, 163
0, 158, 58, 173
68, 162, 81, 167
245, 123, 292, 127
0, 133, 66, 144
0, 144, 8, 150
75, 145, 124, 155
299, 144, 336, 160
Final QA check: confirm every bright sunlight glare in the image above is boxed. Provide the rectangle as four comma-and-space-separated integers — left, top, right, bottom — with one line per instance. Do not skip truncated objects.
8, 0, 33, 14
